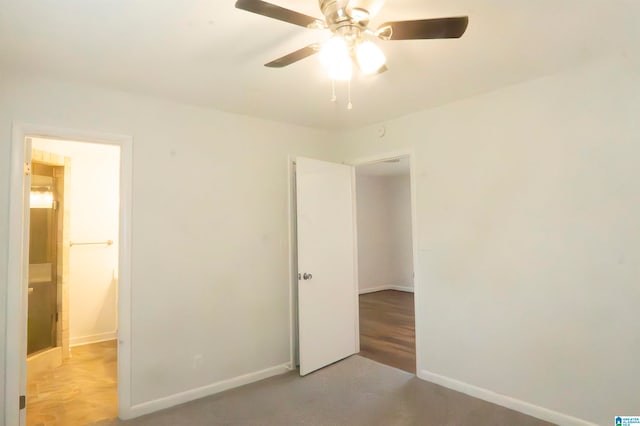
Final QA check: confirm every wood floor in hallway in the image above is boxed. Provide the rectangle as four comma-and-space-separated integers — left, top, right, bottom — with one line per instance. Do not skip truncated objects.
358, 290, 416, 374
27, 340, 118, 426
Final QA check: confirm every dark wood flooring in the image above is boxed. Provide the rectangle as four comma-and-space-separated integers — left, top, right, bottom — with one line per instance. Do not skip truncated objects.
358, 290, 416, 374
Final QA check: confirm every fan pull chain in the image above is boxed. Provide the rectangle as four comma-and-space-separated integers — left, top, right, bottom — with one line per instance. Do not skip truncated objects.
328, 79, 354, 109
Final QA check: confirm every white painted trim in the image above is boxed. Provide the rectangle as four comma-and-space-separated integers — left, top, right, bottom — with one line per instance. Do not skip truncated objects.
115, 127, 134, 421
358, 285, 414, 295
287, 156, 297, 370
350, 165, 360, 354
69, 332, 118, 347
352, 151, 414, 169
350, 150, 419, 372
389, 285, 413, 293
407, 153, 420, 373
125, 363, 290, 419
6, 126, 30, 426
5, 123, 134, 425
418, 369, 598, 426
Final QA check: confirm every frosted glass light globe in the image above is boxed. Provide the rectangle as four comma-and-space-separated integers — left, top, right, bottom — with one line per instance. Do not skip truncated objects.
356, 41, 386, 75
319, 36, 353, 81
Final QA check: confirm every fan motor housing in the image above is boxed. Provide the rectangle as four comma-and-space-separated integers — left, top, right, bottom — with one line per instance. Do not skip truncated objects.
319, 0, 369, 30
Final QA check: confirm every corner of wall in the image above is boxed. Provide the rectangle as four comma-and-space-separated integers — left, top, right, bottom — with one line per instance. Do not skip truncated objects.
417, 369, 598, 426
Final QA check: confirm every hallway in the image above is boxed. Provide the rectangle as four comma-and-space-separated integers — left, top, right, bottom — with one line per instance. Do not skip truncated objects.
359, 290, 416, 374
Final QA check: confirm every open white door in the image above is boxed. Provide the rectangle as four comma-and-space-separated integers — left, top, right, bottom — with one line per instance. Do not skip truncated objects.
296, 157, 359, 376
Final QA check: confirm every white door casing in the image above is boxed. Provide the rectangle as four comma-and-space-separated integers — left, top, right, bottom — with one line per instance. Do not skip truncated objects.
295, 157, 359, 376
6, 124, 133, 425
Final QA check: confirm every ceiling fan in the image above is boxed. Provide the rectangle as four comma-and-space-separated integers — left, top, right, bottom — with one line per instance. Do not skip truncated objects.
235, 0, 469, 80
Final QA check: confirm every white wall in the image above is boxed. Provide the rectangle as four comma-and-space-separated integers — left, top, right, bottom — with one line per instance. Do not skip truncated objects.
337, 56, 640, 426
2, 51, 639, 426
31, 138, 120, 346
356, 173, 413, 293
0, 71, 335, 417
388, 175, 414, 290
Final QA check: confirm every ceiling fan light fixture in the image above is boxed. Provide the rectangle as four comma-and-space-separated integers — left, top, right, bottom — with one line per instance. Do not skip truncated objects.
234, 0, 469, 108
319, 36, 353, 81
349, 7, 370, 24
356, 41, 386, 75
328, 57, 353, 81
375, 25, 393, 41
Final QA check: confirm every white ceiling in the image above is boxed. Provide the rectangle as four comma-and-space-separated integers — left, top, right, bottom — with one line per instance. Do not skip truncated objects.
1, 0, 638, 130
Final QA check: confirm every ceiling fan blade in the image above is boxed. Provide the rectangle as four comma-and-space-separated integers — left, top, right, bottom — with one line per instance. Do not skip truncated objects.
265, 44, 319, 68
235, 0, 322, 28
376, 16, 468, 40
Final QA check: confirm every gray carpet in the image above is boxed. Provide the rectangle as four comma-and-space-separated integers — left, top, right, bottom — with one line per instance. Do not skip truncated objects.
94, 355, 555, 426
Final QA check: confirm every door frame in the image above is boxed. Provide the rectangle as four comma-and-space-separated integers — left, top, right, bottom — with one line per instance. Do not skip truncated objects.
351, 151, 421, 373
5, 122, 134, 425
287, 156, 298, 369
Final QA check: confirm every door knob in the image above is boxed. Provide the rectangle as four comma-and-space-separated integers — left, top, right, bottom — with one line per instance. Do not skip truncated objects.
303, 273, 313, 280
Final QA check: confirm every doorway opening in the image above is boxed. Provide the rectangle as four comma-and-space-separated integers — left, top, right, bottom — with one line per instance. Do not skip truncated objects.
7, 124, 132, 425
25, 137, 121, 425
355, 155, 416, 374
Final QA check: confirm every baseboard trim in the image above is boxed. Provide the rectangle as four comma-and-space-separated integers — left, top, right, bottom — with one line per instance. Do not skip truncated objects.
124, 363, 291, 419
70, 331, 118, 347
418, 369, 597, 426
359, 285, 414, 294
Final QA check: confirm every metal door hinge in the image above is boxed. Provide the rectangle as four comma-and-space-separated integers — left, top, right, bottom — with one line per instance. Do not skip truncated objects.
19, 395, 25, 410
24, 162, 31, 176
